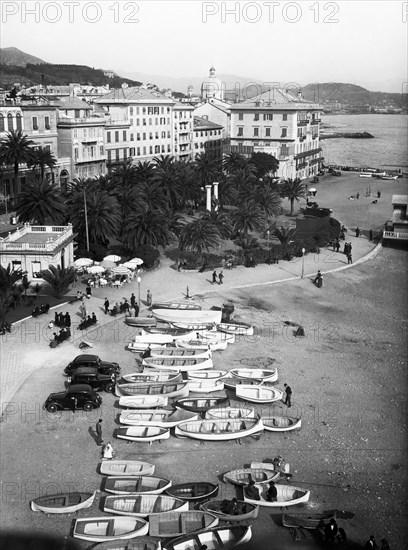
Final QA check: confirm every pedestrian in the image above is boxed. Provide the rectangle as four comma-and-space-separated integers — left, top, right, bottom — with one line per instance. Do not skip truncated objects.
283, 383, 292, 407
123, 299, 129, 312
54, 311, 59, 325
377, 191, 381, 199
79, 302, 87, 320
130, 293, 136, 307
335, 240, 340, 253
314, 270, 323, 287
91, 312, 97, 324
146, 289, 152, 306
212, 271, 218, 284
134, 303, 140, 317
64, 312, 71, 328
356, 192, 360, 199
218, 271, 224, 285
365, 535, 378, 549
380, 538, 390, 550
102, 441, 114, 460
369, 229, 373, 241
324, 518, 338, 543
344, 242, 349, 255
347, 253, 353, 264
356, 227, 360, 237
266, 481, 277, 502
104, 298, 110, 315
86, 285, 92, 297
95, 418, 103, 446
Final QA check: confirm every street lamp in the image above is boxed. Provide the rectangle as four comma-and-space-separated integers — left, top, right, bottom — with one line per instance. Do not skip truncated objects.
267, 230, 270, 264
301, 247, 305, 278
137, 276, 141, 309
84, 185, 90, 252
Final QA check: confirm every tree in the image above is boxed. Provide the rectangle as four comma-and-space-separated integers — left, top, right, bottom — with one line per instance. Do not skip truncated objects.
178, 219, 221, 261
230, 202, 266, 236
253, 185, 282, 218
152, 156, 184, 211
15, 180, 67, 224
20, 275, 31, 301
222, 152, 247, 174
273, 226, 297, 259
202, 210, 233, 239
123, 210, 174, 250
227, 165, 258, 205
280, 178, 307, 216
0, 130, 35, 194
0, 264, 25, 325
28, 146, 57, 182
39, 265, 76, 298
195, 152, 221, 188
249, 152, 279, 179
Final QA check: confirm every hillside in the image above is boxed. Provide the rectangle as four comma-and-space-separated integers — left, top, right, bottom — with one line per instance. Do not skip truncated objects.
0, 46, 45, 66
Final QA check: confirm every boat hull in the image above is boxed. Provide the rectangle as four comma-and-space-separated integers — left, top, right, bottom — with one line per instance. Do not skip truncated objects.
262, 415, 302, 432
100, 461, 155, 477
73, 516, 149, 542
149, 510, 219, 538
152, 302, 202, 310
152, 309, 222, 324
125, 317, 157, 327
176, 338, 227, 351
244, 483, 310, 507
200, 499, 259, 522
217, 323, 254, 336
90, 537, 161, 550
165, 482, 219, 503
205, 407, 255, 420
150, 347, 212, 359
235, 385, 283, 403
104, 476, 171, 495
175, 395, 229, 414
119, 409, 199, 427
116, 426, 170, 442
164, 525, 252, 550
119, 396, 169, 408
230, 368, 278, 382
103, 494, 188, 517
282, 511, 336, 529
122, 371, 181, 384
116, 382, 189, 399
142, 356, 213, 371
30, 491, 96, 513
188, 380, 225, 393
187, 370, 227, 380
174, 418, 263, 441
223, 468, 280, 486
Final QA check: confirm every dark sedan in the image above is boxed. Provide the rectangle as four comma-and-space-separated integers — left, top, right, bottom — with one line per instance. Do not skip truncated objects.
44, 384, 102, 413
64, 354, 120, 377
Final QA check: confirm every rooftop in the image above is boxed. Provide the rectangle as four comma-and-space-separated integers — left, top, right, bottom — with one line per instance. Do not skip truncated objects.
231, 87, 321, 111
194, 116, 223, 130
95, 87, 175, 104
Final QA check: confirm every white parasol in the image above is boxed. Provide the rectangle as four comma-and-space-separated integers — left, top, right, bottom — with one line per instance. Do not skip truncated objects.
88, 265, 105, 274
128, 257, 144, 266
111, 265, 131, 275
100, 260, 116, 269
122, 261, 138, 270
308, 188, 317, 193
103, 254, 121, 262
74, 257, 93, 267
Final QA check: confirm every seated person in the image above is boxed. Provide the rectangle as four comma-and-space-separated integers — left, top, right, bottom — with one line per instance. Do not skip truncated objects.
142, 346, 152, 359
245, 480, 260, 501
266, 481, 278, 502
91, 312, 97, 324
314, 270, 322, 284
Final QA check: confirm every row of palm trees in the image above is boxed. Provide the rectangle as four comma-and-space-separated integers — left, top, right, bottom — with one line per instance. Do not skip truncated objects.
0, 129, 308, 261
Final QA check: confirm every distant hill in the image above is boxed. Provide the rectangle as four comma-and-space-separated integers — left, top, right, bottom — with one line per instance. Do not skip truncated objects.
0, 47, 45, 66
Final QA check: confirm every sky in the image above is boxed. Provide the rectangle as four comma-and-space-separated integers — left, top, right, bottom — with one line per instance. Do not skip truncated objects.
1, 0, 407, 92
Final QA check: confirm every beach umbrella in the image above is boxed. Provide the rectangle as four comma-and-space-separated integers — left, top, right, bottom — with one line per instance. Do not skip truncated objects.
88, 265, 105, 274
103, 254, 121, 262
74, 257, 93, 267
129, 257, 144, 266
122, 261, 138, 270
101, 260, 115, 269
308, 188, 317, 193
111, 265, 131, 275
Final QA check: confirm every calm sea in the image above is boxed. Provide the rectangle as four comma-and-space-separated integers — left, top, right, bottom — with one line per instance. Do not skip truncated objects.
320, 114, 408, 169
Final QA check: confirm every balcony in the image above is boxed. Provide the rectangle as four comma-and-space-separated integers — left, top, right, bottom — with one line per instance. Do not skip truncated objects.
311, 119, 321, 125
297, 161, 308, 169
0, 224, 73, 254
298, 135, 307, 142
383, 230, 408, 240
297, 120, 309, 126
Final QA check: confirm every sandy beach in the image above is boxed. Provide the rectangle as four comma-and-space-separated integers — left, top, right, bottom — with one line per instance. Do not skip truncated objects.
0, 172, 407, 549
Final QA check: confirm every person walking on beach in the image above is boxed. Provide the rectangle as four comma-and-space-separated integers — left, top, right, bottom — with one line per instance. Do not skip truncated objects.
104, 298, 109, 315
146, 290, 152, 306
335, 240, 340, 253
96, 419, 103, 446
347, 252, 353, 264
324, 518, 338, 543
365, 535, 378, 549
369, 229, 373, 241
356, 227, 360, 237
212, 271, 218, 285
130, 293, 136, 308
218, 271, 224, 285
344, 242, 349, 256
283, 384, 292, 407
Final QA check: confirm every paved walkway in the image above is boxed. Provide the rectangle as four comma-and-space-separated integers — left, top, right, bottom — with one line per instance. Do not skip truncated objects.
0, 233, 379, 409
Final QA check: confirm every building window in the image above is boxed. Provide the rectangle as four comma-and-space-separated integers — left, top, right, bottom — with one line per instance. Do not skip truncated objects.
161, 145, 165, 153
149, 132, 153, 140
45, 116, 50, 130
115, 131, 119, 142
100, 145, 104, 155
167, 131, 170, 138
161, 131, 166, 138
265, 127, 271, 137
155, 145, 160, 153
74, 110, 80, 118
143, 119, 146, 126
167, 144, 171, 152
130, 107, 133, 115
238, 113, 244, 120
143, 146, 146, 155
32, 116, 38, 130
263, 114, 273, 121
254, 114, 259, 121
281, 128, 287, 137
137, 147, 140, 156
0, 114, 4, 132
129, 147, 135, 156
136, 108, 140, 115
123, 130, 126, 141
283, 114, 288, 121
237, 127, 244, 136
107, 131, 111, 143
116, 149, 120, 161
149, 146, 153, 154
32, 261, 41, 278
74, 148, 78, 160
16, 113, 22, 131
130, 133, 134, 141
253, 127, 259, 137
107, 150, 112, 162
143, 133, 146, 140
155, 131, 159, 139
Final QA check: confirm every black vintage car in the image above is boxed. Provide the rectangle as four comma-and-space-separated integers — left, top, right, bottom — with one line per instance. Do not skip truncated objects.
68, 366, 116, 393
44, 384, 102, 413
64, 354, 120, 377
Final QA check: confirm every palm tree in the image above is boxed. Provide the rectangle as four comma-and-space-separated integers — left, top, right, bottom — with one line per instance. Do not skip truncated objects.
133, 160, 155, 184
0, 130, 35, 194
28, 147, 57, 182
280, 178, 307, 216
195, 152, 221, 188
178, 219, 221, 262
0, 264, 25, 325
249, 152, 279, 179
15, 180, 67, 224
123, 210, 174, 250
40, 265, 76, 298
202, 210, 233, 239
253, 185, 282, 218
227, 165, 258, 205
109, 160, 137, 192
273, 225, 297, 259
222, 152, 247, 174
230, 202, 266, 236
152, 155, 184, 211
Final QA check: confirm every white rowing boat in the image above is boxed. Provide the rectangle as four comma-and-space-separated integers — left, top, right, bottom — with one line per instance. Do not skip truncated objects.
73, 516, 149, 542
150, 347, 212, 359
119, 395, 169, 409
142, 356, 213, 371
230, 368, 278, 382
119, 409, 199, 427
116, 426, 170, 442
152, 309, 222, 324
122, 371, 181, 384
205, 407, 255, 420
176, 338, 227, 351
188, 379, 225, 393
103, 494, 188, 517
244, 483, 310, 507
99, 460, 155, 477
217, 322, 254, 336
235, 385, 283, 403
174, 417, 264, 441
187, 370, 227, 380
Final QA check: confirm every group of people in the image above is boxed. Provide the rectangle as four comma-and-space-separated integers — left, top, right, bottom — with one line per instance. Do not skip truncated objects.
54, 311, 71, 328
50, 326, 71, 347
104, 296, 141, 317
32, 303, 50, 317
78, 313, 97, 331
212, 270, 224, 285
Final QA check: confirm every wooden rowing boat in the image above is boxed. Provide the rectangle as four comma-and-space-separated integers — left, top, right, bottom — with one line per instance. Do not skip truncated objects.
171, 322, 215, 331
91, 538, 161, 550
125, 317, 157, 327
151, 302, 202, 310
132, 333, 193, 345
100, 460, 155, 477
116, 426, 170, 442
217, 322, 254, 336
142, 327, 193, 338
30, 491, 96, 513
116, 382, 189, 399
200, 499, 259, 522
174, 417, 263, 441
235, 385, 283, 403
164, 525, 252, 550
222, 377, 276, 389
119, 409, 199, 427
152, 309, 222, 324
175, 395, 229, 414
104, 476, 171, 495
103, 494, 188, 517
118, 395, 169, 409
73, 516, 149, 542
150, 347, 212, 359
176, 338, 227, 351
205, 407, 255, 420
165, 482, 218, 503
223, 467, 280, 486
230, 368, 278, 382
188, 379, 225, 393
149, 511, 218, 538
187, 370, 227, 380
142, 356, 213, 371
282, 511, 336, 529
262, 414, 302, 432
201, 331, 235, 344
244, 483, 310, 507
122, 371, 181, 384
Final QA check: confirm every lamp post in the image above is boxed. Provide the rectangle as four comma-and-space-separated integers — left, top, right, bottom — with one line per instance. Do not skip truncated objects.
301, 247, 305, 278
137, 276, 141, 309
83, 185, 90, 252
267, 230, 270, 264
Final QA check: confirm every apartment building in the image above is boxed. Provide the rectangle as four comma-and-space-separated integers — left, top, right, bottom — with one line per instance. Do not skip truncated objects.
173, 103, 194, 161
193, 116, 223, 160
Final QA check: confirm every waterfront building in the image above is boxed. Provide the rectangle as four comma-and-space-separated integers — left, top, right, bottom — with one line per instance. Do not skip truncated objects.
228, 87, 323, 180
0, 223, 74, 280
173, 103, 194, 161
194, 98, 231, 139
193, 116, 223, 160
383, 195, 408, 242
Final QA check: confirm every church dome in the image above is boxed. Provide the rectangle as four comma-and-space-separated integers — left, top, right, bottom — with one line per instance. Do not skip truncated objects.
201, 66, 224, 100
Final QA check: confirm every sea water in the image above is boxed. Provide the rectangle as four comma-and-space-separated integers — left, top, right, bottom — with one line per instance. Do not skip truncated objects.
320, 114, 408, 169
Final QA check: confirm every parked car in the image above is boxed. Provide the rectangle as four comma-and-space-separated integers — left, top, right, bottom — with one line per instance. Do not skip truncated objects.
44, 384, 102, 413
64, 354, 120, 377
68, 366, 116, 393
